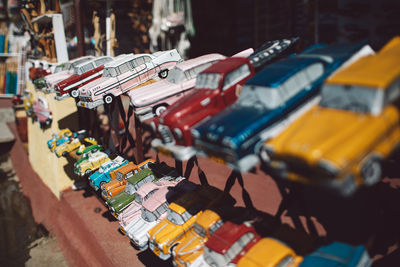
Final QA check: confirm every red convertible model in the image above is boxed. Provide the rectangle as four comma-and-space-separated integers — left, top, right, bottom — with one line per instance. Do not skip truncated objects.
54, 56, 113, 100
151, 39, 298, 160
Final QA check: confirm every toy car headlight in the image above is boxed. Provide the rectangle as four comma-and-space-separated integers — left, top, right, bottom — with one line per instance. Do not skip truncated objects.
173, 128, 183, 140
317, 159, 339, 176
222, 137, 237, 149
191, 129, 200, 139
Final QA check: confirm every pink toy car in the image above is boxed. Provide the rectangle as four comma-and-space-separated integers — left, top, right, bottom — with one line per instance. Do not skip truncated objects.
129, 53, 225, 121
33, 95, 52, 127
77, 50, 182, 109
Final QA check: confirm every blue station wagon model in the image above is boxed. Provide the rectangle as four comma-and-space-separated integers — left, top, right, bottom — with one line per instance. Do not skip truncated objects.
88, 156, 128, 190
299, 242, 372, 267
192, 42, 367, 172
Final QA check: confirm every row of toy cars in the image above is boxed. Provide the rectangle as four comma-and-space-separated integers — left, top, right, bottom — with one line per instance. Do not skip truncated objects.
149, 36, 400, 196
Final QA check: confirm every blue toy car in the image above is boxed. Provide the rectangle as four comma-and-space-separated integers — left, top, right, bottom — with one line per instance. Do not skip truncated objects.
192, 42, 367, 172
88, 156, 128, 190
299, 242, 372, 267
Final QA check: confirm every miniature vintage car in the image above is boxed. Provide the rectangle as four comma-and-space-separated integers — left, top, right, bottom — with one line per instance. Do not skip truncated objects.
148, 185, 235, 260
73, 150, 110, 177
106, 162, 180, 217
88, 156, 128, 190
129, 53, 226, 121
53, 135, 96, 157
43, 56, 95, 93
23, 90, 34, 117
237, 237, 303, 267
101, 159, 154, 199
299, 242, 371, 266
202, 221, 261, 267
151, 39, 297, 161
47, 128, 73, 150
77, 50, 182, 109
124, 180, 198, 250
264, 36, 400, 196
54, 56, 113, 100
33, 95, 53, 127
193, 41, 367, 172
34, 63, 67, 90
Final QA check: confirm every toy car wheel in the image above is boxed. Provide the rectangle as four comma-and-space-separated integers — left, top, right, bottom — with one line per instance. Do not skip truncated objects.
70, 89, 79, 98
153, 104, 168, 116
99, 181, 105, 190
104, 94, 114, 104
62, 151, 68, 157
85, 169, 92, 176
45, 119, 52, 126
158, 69, 169, 79
361, 157, 382, 186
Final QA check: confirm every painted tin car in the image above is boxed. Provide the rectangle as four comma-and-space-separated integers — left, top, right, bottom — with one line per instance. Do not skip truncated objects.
77, 49, 182, 109
53, 135, 96, 157
34, 62, 68, 90
54, 56, 113, 100
43, 56, 95, 93
202, 221, 261, 267
88, 156, 128, 190
192, 42, 367, 172
125, 180, 199, 250
148, 185, 235, 260
47, 128, 73, 150
129, 53, 226, 121
32, 95, 52, 127
299, 242, 372, 267
106, 162, 179, 216
237, 238, 303, 267
151, 39, 297, 161
264, 37, 400, 196
101, 159, 154, 200
73, 150, 110, 177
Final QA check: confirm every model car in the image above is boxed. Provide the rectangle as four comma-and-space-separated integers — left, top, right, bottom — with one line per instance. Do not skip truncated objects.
53, 133, 96, 157
299, 242, 371, 267
151, 39, 297, 161
54, 56, 113, 100
47, 128, 73, 150
192, 41, 367, 172
43, 56, 95, 93
264, 36, 400, 196
100, 159, 154, 200
34, 62, 67, 90
88, 156, 128, 190
77, 50, 182, 109
73, 150, 110, 177
148, 185, 235, 260
32, 95, 53, 127
23, 90, 34, 117
106, 162, 180, 217
129, 53, 226, 121
237, 237, 303, 267
124, 180, 198, 250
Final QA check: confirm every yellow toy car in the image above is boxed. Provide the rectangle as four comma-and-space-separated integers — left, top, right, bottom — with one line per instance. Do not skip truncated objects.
54, 137, 97, 157
263, 36, 400, 195
237, 238, 303, 267
47, 128, 73, 151
74, 151, 110, 177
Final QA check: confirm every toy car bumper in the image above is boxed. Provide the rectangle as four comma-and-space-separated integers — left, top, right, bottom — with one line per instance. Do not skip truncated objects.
134, 107, 154, 122
151, 138, 196, 161
54, 93, 70, 101
77, 99, 104, 109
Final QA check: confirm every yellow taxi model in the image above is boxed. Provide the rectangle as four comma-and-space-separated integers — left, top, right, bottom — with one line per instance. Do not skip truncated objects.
263, 36, 400, 196
237, 238, 303, 267
54, 137, 97, 157
172, 209, 224, 267
148, 186, 233, 260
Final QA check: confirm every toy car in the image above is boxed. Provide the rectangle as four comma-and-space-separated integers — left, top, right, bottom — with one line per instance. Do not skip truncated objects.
23, 90, 34, 117
193, 41, 367, 172
32, 95, 52, 127
264, 36, 400, 196
53, 134, 96, 157
47, 128, 73, 150
100, 159, 154, 199
129, 53, 225, 121
151, 39, 297, 161
299, 242, 372, 266
73, 150, 110, 177
54, 56, 113, 100
77, 50, 182, 109
88, 156, 128, 190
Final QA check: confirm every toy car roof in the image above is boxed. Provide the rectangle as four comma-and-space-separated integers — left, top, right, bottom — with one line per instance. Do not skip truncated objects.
175, 54, 225, 72
103, 53, 138, 68
75, 56, 113, 68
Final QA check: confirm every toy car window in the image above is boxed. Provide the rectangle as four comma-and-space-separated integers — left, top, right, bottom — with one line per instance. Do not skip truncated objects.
209, 219, 223, 235
238, 232, 254, 247
135, 57, 145, 65
304, 63, 324, 83
167, 68, 186, 84
134, 193, 143, 204
82, 63, 94, 73
195, 73, 221, 89
320, 84, 384, 115
126, 171, 134, 179
193, 223, 207, 238
276, 255, 294, 267
103, 67, 117, 77
125, 182, 136, 195
145, 189, 159, 201
226, 239, 242, 262
239, 85, 282, 110
54, 65, 64, 73
141, 207, 157, 222
193, 62, 212, 77
118, 63, 131, 74
143, 56, 152, 63
116, 171, 123, 181
222, 64, 251, 91
167, 210, 185, 225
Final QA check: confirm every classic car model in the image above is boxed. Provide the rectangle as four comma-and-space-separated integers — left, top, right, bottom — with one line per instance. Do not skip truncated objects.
130, 53, 225, 121
193, 42, 368, 172
74, 150, 110, 177
101, 159, 154, 199
125, 180, 198, 250
148, 185, 234, 260
299, 242, 371, 267
34, 62, 67, 90
88, 156, 128, 190
151, 39, 298, 161
53, 136, 96, 157
202, 221, 261, 267
24, 90, 34, 117
47, 128, 73, 150
54, 56, 113, 100
237, 238, 303, 267
106, 162, 180, 216
43, 56, 95, 93
77, 49, 182, 109
32, 95, 52, 127
263, 36, 400, 196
